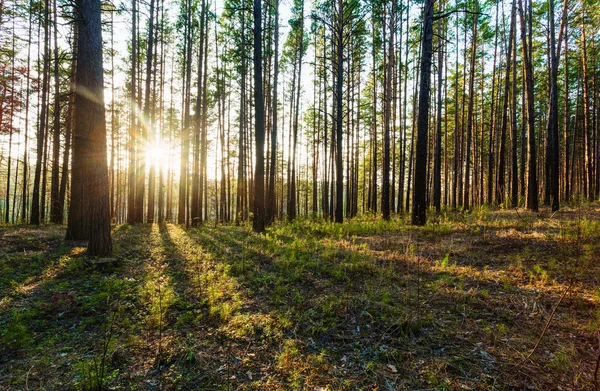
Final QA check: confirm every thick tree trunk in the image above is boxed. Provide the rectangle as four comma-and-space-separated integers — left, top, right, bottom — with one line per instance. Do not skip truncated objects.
412, 0, 433, 225
67, 0, 112, 256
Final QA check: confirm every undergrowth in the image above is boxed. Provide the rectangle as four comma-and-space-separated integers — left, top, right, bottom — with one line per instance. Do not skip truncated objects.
0, 206, 599, 390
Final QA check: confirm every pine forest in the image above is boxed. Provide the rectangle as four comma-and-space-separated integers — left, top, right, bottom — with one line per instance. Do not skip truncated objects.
0, 0, 599, 389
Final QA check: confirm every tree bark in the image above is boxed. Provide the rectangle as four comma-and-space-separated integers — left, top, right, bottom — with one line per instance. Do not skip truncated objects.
50, 0, 62, 223
518, 0, 538, 211
67, 0, 112, 256
252, 0, 266, 232
498, 0, 516, 206
412, 0, 433, 225
463, 1, 478, 210
31, 0, 50, 225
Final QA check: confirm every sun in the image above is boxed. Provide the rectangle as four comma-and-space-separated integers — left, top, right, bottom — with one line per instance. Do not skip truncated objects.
144, 141, 168, 169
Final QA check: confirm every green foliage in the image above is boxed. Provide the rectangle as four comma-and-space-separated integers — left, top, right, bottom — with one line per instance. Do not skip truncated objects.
0, 311, 32, 352
528, 264, 551, 285
1, 208, 599, 388
547, 344, 575, 373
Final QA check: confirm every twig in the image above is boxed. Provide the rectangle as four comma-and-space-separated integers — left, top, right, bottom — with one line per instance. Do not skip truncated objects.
525, 279, 573, 360
25, 365, 34, 391
594, 329, 600, 391
433, 8, 488, 21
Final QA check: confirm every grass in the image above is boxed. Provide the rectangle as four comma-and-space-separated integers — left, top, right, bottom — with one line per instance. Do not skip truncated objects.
0, 205, 599, 390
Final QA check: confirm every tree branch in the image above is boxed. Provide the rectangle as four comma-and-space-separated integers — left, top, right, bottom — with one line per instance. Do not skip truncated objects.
433, 9, 487, 21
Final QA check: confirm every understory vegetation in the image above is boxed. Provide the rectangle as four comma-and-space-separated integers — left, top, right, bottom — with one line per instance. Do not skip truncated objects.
1, 206, 599, 390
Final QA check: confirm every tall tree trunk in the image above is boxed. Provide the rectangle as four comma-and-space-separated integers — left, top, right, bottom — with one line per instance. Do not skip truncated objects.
487, 1, 499, 204
236, 13, 247, 224
4, 14, 16, 224
412, 0, 433, 225
138, 0, 155, 223
581, 21, 592, 199
322, 31, 329, 219
201, 14, 209, 222
50, 0, 62, 223
518, 0, 538, 211
67, 0, 112, 255
289, 2, 304, 222
545, 0, 567, 211
252, 0, 266, 232
334, 0, 344, 223
382, 1, 395, 220
510, 17, 519, 208
452, 19, 459, 209
31, 0, 50, 225
128, 0, 137, 224
21, 3, 34, 222
191, 0, 206, 226
433, 3, 444, 214
267, 0, 280, 223
563, 16, 570, 201
497, 0, 515, 206
463, 1, 478, 210
178, 0, 192, 225
370, 17, 377, 214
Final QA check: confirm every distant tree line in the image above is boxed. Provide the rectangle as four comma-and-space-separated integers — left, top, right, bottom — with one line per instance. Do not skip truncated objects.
0, 0, 599, 250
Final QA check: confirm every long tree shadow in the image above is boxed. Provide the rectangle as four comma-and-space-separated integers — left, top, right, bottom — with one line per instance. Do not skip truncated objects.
0, 223, 156, 388
177, 222, 599, 390
4, 220, 595, 390
0, 226, 67, 297
153, 223, 256, 389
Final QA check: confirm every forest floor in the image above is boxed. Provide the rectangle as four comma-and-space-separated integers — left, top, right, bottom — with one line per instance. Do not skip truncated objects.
1, 205, 599, 390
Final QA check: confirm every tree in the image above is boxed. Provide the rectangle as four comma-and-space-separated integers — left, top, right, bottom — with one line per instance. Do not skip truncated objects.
267, 0, 280, 224
497, 0, 516, 206
381, 0, 395, 220
518, 0, 538, 211
286, 0, 306, 221
252, 0, 266, 232
412, 0, 434, 225
433, 0, 444, 214
463, 0, 478, 210
66, 0, 112, 255
31, 0, 50, 225
545, 0, 568, 211
143, 0, 156, 223
128, 0, 137, 224
50, 0, 62, 224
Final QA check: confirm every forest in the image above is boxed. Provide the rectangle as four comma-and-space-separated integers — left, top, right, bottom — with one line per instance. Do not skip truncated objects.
0, 0, 599, 389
